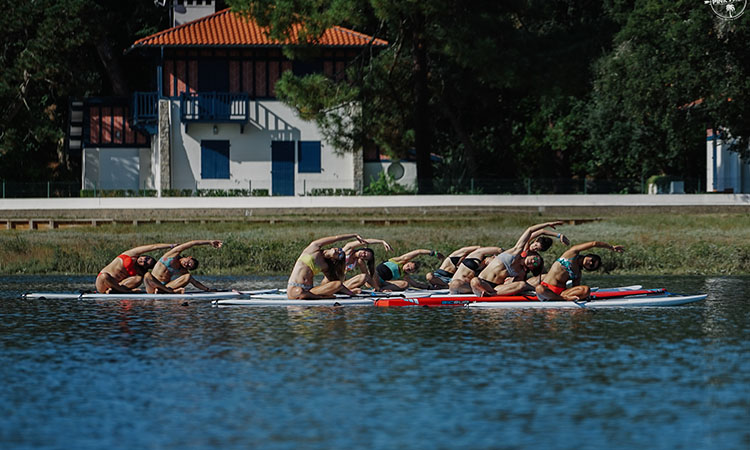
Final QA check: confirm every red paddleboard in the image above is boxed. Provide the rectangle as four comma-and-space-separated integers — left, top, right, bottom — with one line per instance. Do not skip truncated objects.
373, 288, 666, 307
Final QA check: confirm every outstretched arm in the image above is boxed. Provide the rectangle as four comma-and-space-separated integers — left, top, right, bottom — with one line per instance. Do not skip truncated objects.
469, 246, 504, 258
342, 237, 392, 254
122, 243, 175, 257
511, 221, 564, 253
523, 229, 570, 252
163, 240, 222, 258
393, 248, 444, 263
306, 234, 364, 253
562, 241, 624, 258
449, 246, 481, 257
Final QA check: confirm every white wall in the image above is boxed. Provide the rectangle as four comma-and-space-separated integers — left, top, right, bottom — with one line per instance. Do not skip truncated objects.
170, 99, 355, 194
707, 130, 750, 193
82, 147, 153, 190
364, 160, 417, 190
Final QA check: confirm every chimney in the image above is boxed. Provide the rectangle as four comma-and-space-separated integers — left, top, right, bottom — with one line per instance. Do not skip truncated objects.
172, 0, 216, 27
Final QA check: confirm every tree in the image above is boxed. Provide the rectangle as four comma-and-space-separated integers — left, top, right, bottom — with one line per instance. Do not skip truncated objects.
576, 0, 750, 181
0, 0, 166, 181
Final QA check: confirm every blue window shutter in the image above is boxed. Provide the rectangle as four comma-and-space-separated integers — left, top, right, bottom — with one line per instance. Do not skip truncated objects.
201, 140, 230, 179
298, 141, 321, 173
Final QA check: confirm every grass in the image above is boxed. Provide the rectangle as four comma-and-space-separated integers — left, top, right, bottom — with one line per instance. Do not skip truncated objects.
1, 211, 749, 276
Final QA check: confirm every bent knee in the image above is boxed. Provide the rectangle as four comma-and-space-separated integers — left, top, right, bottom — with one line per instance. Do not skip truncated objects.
287, 286, 304, 299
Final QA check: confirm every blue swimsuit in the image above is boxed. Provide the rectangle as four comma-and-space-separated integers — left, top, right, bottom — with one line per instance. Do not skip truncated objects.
159, 256, 183, 277
555, 257, 578, 280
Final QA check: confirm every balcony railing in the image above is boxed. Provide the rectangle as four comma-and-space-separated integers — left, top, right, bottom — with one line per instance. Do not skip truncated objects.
180, 92, 249, 122
132, 91, 159, 128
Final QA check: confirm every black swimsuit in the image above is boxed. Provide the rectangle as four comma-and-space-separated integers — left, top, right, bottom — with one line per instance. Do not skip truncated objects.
460, 258, 483, 276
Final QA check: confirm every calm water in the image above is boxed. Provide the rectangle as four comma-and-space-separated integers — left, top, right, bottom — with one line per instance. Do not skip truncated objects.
1, 275, 748, 450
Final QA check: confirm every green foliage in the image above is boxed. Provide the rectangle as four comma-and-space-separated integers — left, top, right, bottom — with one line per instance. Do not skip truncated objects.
4, 211, 750, 276
0, 0, 166, 181
363, 171, 416, 195
3, 0, 748, 188
307, 188, 358, 196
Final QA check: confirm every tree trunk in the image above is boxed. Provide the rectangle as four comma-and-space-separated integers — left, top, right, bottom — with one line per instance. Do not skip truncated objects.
412, 15, 433, 194
95, 39, 128, 96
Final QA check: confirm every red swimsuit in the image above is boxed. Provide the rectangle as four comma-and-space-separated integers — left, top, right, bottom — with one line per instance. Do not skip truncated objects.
117, 254, 139, 277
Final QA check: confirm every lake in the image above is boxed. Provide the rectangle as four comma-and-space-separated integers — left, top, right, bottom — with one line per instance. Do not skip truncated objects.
1, 275, 748, 449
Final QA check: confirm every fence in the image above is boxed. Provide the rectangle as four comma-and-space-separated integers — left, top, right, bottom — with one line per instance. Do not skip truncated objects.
0, 177, 709, 198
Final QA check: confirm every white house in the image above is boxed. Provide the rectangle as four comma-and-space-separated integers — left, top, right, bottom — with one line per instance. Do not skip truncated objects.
706, 128, 750, 193
75, 2, 416, 196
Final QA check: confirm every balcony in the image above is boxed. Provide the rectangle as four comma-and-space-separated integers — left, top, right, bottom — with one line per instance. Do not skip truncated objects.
180, 92, 250, 123
132, 91, 159, 135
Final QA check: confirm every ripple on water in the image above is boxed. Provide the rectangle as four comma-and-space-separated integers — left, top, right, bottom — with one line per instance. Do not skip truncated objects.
0, 275, 748, 449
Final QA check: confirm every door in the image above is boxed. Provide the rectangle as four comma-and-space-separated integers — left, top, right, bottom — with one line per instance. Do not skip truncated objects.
271, 141, 295, 196
201, 140, 230, 179
198, 60, 230, 119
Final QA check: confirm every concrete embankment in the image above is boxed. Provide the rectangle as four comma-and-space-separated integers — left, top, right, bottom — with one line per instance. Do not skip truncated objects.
1, 194, 749, 229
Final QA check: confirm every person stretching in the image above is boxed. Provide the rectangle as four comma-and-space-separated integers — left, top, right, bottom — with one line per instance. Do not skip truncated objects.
470, 221, 563, 297
96, 243, 175, 293
535, 241, 624, 301
145, 240, 223, 294
287, 234, 365, 299
374, 249, 444, 291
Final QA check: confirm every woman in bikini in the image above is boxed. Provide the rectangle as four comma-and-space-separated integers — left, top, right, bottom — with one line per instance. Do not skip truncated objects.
287, 234, 365, 299
322, 237, 392, 293
470, 221, 563, 297
447, 246, 504, 294
96, 243, 175, 293
374, 248, 444, 291
535, 241, 624, 301
145, 240, 223, 294
425, 246, 480, 288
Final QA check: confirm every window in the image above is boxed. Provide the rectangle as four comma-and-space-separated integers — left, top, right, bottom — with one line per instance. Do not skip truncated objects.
298, 141, 321, 173
201, 140, 230, 179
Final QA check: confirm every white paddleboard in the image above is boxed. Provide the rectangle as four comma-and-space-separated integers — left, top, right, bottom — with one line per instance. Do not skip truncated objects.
467, 294, 707, 309
23, 291, 243, 301
214, 298, 374, 306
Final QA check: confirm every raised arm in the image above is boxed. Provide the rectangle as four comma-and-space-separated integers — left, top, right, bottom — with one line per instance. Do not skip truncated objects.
468, 246, 504, 258
164, 240, 222, 257
342, 237, 392, 254
393, 248, 444, 263
449, 246, 481, 257
122, 243, 175, 257
562, 241, 624, 258
523, 229, 570, 252
511, 221, 564, 253
306, 234, 364, 253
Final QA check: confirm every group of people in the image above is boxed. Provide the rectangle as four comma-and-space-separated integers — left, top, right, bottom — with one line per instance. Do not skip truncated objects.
285, 221, 624, 301
95, 240, 222, 294
97, 221, 624, 302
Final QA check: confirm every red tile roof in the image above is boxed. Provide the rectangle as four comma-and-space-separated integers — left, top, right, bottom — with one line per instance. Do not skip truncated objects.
132, 8, 388, 48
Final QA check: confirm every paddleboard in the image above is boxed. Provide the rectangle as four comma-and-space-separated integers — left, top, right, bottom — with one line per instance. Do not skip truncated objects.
372, 288, 666, 307
214, 298, 374, 306
468, 294, 707, 309
23, 291, 243, 301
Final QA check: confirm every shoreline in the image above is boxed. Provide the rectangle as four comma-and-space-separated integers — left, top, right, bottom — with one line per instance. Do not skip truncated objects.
2, 210, 750, 276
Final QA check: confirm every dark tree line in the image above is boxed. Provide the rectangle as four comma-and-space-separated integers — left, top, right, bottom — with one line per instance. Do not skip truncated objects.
2, 0, 748, 192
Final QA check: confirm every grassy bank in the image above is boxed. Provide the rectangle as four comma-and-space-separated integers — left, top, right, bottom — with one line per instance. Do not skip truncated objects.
1, 211, 749, 276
